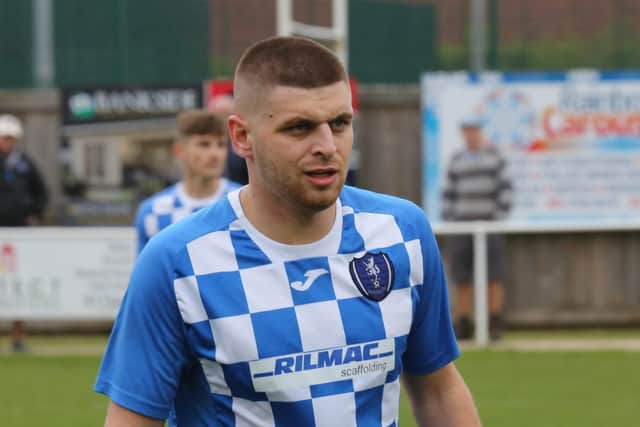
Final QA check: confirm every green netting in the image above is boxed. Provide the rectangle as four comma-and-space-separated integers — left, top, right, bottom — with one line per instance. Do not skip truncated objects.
54, 1, 120, 86
55, 0, 209, 86
0, 1, 33, 88
349, 0, 437, 83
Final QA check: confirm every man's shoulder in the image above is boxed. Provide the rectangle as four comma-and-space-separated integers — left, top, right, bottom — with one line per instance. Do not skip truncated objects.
340, 185, 425, 219
340, 186, 435, 250
6, 150, 37, 172
137, 184, 180, 214
144, 194, 239, 256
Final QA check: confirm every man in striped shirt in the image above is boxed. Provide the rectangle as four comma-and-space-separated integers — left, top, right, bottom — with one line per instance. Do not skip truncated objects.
442, 117, 512, 340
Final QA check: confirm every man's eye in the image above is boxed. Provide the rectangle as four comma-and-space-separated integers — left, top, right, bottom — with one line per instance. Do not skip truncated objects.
330, 118, 350, 131
287, 122, 312, 133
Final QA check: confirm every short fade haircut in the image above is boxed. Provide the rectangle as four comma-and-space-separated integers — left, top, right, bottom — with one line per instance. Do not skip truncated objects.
235, 36, 347, 88
176, 109, 226, 138
233, 37, 348, 113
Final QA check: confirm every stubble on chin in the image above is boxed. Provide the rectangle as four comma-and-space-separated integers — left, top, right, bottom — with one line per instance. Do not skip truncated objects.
298, 173, 346, 212
257, 153, 346, 212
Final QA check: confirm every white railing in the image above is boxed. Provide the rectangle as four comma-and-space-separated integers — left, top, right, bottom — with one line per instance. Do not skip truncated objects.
4, 221, 640, 344
431, 220, 640, 346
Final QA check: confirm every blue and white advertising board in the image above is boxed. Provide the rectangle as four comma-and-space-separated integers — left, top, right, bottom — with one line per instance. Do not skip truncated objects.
422, 70, 640, 223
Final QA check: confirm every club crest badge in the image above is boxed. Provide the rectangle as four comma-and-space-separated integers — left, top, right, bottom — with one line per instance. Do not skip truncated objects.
349, 252, 395, 301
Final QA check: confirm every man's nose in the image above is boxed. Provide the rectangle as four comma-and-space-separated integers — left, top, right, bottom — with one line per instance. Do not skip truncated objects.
311, 123, 337, 156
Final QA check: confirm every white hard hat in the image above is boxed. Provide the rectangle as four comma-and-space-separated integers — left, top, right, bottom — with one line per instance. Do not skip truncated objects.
0, 114, 24, 138
460, 113, 485, 129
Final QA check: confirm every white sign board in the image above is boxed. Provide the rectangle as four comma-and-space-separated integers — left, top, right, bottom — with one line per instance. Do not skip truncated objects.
422, 70, 640, 223
0, 227, 134, 320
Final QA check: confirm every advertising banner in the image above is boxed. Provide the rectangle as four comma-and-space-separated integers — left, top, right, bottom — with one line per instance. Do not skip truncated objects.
61, 84, 203, 125
422, 71, 640, 223
0, 228, 134, 319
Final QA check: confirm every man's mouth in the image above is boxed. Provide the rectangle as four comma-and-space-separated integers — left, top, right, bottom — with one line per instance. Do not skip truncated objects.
305, 168, 338, 186
306, 168, 336, 176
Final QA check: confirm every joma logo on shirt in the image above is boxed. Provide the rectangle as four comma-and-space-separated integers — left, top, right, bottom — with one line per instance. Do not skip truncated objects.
249, 338, 395, 392
290, 268, 329, 291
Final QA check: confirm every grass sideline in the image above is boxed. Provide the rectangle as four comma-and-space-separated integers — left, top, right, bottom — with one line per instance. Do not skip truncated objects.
1, 333, 639, 426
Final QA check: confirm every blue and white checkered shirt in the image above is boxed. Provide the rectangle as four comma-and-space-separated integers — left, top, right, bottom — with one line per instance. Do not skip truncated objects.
96, 186, 459, 426
134, 179, 242, 253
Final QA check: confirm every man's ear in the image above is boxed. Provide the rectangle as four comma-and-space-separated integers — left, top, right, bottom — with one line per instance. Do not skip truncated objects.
228, 114, 252, 159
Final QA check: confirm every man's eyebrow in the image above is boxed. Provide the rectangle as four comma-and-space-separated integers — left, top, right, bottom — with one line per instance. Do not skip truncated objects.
274, 110, 354, 130
279, 116, 314, 126
282, 111, 353, 124
331, 112, 353, 121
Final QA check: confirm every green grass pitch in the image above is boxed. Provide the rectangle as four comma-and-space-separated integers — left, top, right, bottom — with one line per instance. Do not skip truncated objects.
1, 336, 639, 426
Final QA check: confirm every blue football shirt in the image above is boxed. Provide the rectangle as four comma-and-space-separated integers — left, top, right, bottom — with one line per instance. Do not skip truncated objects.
96, 185, 459, 426
134, 179, 242, 253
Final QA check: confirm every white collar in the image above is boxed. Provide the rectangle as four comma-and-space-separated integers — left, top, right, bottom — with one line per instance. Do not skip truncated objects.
227, 189, 342, 262
176, 179, 228, 208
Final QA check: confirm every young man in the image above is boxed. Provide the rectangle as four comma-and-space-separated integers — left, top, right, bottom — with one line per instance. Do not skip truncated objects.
96, 37, 482, 426
0, 114, 48, 353
442, 117, 513, 340
134, 109, 242, 252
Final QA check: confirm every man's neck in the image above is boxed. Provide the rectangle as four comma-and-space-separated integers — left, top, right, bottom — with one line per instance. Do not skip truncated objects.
181, 176, 221, 199
239, 186, 336, 245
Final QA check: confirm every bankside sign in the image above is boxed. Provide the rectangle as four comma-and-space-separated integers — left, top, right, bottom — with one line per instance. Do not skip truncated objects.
61, 84, 202, 125
422, 70, 640, 223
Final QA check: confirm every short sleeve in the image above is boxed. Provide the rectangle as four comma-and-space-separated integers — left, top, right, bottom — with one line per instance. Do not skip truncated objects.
94, 238, 190, 420
402, 214, 460, 374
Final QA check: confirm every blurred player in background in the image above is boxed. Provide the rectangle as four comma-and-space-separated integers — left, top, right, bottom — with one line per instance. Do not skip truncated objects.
96, 36, 481, 426
442, 116, 512, 340
134, 110, 242, 252
0, 114, 48, 352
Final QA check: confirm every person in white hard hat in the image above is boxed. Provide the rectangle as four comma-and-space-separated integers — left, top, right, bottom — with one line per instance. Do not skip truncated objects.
0, 114, 48, 352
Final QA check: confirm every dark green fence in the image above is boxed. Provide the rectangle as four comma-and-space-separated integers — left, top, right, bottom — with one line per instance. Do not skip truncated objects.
349, 0, 437, 83
55, 0, 209, 86
0, 1, 33, 88
5, 0, 640, 89
0, 0, 209, 88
